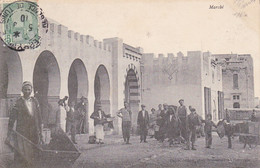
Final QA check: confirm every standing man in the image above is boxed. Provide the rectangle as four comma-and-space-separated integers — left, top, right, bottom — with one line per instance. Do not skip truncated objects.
157, 104, 163, 116
223, 119, 233, 149
166, 107, 179, 146
177, 99, 188, 141
250, 109, 258, 122
185, 108, 201, 150
155, 104, 162, 140
157, 103, 168, 142
137, 104, 149, 143
149, 108, 157, 138
117, 101, 132, 144
90, 107, 109, 144
6, 81, 44, 168
65, 101, 77, 144
201, 114, 217, 148
225, 108, 230, 123
75, 96, 88, 134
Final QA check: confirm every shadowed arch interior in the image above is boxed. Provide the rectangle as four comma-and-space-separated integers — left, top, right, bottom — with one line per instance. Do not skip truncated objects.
0, 41, 23, 117
68, 59, 89, 133
68, 59, 89, 102
94, 65, 110, 115
33, 50, 61, 126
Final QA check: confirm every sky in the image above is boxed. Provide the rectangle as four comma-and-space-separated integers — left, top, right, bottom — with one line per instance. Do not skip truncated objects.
38, 0, 260, 97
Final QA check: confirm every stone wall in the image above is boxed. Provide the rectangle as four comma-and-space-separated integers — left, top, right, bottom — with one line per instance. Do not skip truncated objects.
104, 38, 142, 134
142, 51, 223, 120
213, 54, 255, 109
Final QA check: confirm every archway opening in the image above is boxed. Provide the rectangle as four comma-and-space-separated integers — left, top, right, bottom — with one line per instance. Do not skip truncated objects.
0, 41, 23, 154
94, 65, 110, 116
33, 51, 61, 127
68, 59, 89, 133
0, 41, 22, 117
125, 69, 140, 133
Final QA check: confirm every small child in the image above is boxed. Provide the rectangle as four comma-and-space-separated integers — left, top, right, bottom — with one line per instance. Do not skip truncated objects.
202, 114, 217, 148
223, 119, 233, 149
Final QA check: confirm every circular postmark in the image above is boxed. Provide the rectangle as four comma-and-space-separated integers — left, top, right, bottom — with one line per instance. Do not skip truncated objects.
0, 0, 48, 51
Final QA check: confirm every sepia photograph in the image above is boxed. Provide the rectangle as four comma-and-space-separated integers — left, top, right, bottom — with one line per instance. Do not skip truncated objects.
0, 0, 259, 167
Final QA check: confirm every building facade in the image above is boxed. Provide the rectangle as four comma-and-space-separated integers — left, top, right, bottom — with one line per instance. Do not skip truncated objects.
0, 21, 142, 154
213, 54, 255, 109
142, 51, 224, 121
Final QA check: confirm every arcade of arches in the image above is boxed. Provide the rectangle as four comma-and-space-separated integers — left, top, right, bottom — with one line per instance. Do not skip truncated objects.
0, 49, 132, 134
0, 46, 143, 146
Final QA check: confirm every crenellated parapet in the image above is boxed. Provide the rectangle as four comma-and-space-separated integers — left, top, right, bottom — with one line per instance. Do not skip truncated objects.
46, 20, 112, 52
144, 51, 203, 68
213, 54, 253, 73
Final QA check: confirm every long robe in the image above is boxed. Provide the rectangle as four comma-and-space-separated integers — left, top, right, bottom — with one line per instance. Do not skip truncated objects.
8, 96, 43, 167
8, 96, 42, 144
166, 114, 180, 140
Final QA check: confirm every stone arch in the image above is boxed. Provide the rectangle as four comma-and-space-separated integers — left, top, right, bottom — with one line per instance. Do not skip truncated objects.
0, 41, 23, 117
124, 64, 140, 133
33, 50, 61, 126
125, 69, 140, 104
68, 59, 89, 102
94, 65, 110, 115
68, 58, 89, 133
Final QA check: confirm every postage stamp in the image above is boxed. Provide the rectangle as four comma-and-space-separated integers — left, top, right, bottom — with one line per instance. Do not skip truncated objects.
0, 0, 48, 51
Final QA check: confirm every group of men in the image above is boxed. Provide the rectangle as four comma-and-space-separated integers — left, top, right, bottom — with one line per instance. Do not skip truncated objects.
59, 96, 88, 144
117, 99, 203, 150
151, 99, 202, 150
117, 102, 154, 144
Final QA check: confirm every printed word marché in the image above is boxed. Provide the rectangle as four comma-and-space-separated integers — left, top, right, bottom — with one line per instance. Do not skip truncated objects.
209, 5, 224, 9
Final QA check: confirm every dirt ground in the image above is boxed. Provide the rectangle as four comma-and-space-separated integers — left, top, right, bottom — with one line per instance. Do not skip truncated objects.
1, 133, 259, 168
73, 133, 260, 168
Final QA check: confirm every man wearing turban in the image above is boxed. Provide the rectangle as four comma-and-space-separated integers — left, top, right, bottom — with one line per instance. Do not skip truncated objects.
6, 81, 43, 167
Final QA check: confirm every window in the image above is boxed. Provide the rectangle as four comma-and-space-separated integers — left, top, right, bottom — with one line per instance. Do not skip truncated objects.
233, 102, 240, 108
233, 74, 238, 89
233, 95, 240, 100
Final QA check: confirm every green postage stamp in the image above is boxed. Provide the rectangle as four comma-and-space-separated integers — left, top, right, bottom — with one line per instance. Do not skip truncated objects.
0, 0, 48, 50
